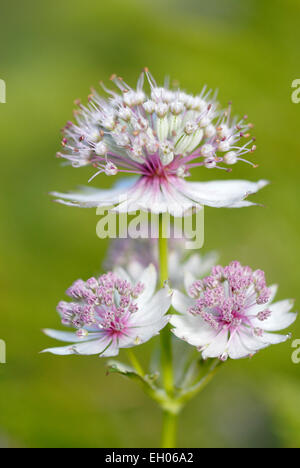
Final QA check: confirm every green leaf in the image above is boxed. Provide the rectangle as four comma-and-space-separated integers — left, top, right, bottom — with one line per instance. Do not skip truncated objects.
107, 360, 136, 377
107, 360, 164, 403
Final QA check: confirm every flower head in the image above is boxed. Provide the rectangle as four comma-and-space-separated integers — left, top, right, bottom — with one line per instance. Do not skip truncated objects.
52, 70, 268, 215
42, 264, 171, 357
104, 238, 218, 289
59, 70, 257, 175
171, 261, 297, 360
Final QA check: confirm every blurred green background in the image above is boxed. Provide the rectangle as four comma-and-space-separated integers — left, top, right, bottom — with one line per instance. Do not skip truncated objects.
0, 0, 300, 448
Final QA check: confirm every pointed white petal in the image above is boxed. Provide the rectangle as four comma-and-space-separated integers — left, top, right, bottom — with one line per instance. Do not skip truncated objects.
41, 344, 77, 355
134, 288, 172, 323
184, 251, 219, 278
184, 271, 197, 294
114, 266, 132, 283
122, 316, 170, 348
73, 335, 114, 356
259, 312, 297, 332
259, 331, 290, 345
179, 179, 269, 208
99, 340, 120, 357
160, 182, 200, 217
202, 329, 229, 359
171, 312, 218, 347
227, 332, 252, 359
43, 328, 101, 343
252, 299, 297, 331
269, 299, 295, 315
135, 264, 157, 307
51, 178, 138, 208
238, 328, 268, 353
172, 290, 194, 314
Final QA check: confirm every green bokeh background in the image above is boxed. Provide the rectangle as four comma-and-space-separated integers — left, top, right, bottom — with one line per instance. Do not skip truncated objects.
0, 0, 299, 448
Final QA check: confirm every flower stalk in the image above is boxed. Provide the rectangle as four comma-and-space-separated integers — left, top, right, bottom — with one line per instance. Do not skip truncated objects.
162, 411, 178, 449
127, 349, 145, 377
158, 215, 174, 397
158, 214, 177, 446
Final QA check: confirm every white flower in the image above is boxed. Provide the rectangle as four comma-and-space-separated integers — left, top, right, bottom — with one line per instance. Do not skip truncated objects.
104, 238, 219, 289
42, 264, 171, 357
53, 70, 267, 215
170, 261, 297, 360
168, 247, 219, 289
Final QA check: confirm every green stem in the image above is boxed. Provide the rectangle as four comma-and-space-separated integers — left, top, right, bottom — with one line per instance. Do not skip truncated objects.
158, 214, 173, 396
127, 349, 144, 377
158, 214, 178, 447
158, 234, 168, 289
161, 411, 178, 448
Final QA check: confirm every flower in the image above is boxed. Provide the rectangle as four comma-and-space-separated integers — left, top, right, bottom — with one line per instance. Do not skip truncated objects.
169, 247, 219, 290
104, 238, 218, 289
170, 261, 297, 360
52, 70, 268, 216
42, 264, 171, 357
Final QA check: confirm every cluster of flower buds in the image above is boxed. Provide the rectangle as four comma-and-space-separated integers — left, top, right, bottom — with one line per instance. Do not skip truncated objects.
57, 69, 258, 182
188, 261, 272, 333
57, 272, 145, 338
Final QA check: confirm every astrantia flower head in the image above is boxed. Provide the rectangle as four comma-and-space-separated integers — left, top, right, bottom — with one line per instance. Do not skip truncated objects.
42, 264, 171, 357
104, 238, 218, 289
53, 70, 268, 215
171, 261, 297, 360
